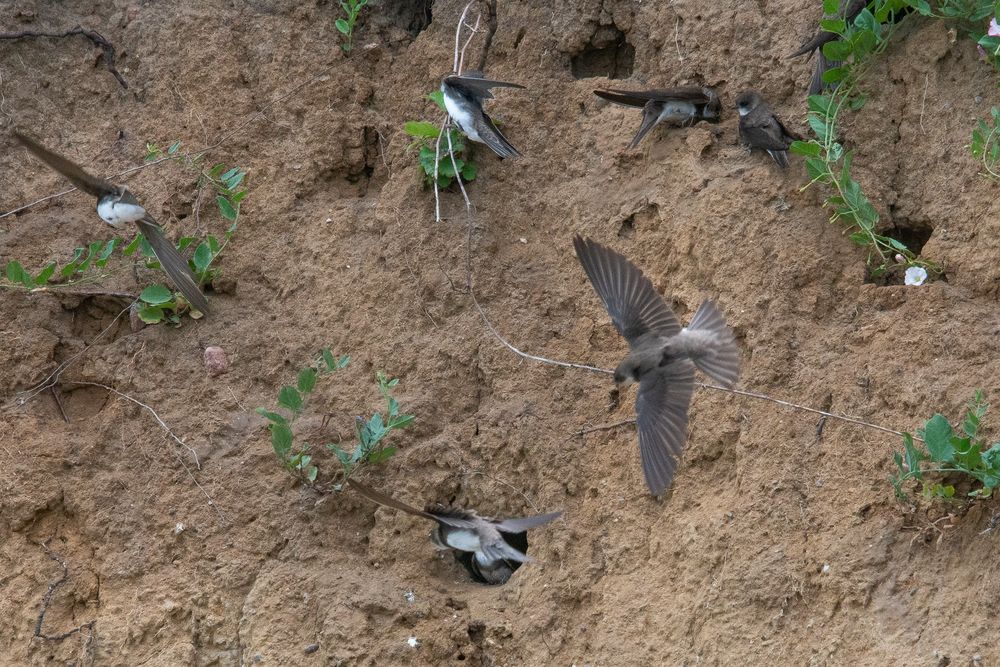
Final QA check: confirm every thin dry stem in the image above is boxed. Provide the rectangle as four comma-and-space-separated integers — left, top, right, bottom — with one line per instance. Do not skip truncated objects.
452, 2, 476, 73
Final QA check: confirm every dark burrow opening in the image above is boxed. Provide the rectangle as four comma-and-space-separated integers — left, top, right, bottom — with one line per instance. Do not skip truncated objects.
865, 219, 942, 285
379, 0, 433, 38
570, 26, 634, 79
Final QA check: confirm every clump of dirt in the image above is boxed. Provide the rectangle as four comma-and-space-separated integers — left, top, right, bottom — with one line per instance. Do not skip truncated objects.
3, 1, 1000, 665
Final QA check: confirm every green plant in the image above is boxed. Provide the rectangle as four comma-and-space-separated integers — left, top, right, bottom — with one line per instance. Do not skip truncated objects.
2, 238, 122, 291
256, 353, 415, 486
791, 3, 938, 279
335, 0, 368, 53
328, 371, 415, 476
404, 91, 478, 188
971, 106, 1000, 179
891, 391, 1000, 500
257, 349, 352, 482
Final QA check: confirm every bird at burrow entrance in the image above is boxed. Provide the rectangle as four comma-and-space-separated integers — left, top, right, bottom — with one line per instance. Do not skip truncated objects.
735, 90, 804, 169
440, 72, 525, 159
12, 130, 210, 315
573, 235, 740, 497
349, 479, 562, 585
592, 86, 722, 149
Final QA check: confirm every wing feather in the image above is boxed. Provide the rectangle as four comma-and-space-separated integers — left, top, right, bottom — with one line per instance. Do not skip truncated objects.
635, 360, 696, 495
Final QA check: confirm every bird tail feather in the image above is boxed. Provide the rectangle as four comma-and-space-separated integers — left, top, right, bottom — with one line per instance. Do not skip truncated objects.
685, 301, 740, 387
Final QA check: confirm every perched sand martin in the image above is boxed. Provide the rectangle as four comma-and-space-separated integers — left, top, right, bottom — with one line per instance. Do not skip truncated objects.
440, 72, 525, 158
788, 0, 866, 95
735, 91, 804, 169
13, 130, 210, 314
574, 236, 740, 496
593, 86, 722, 148
349, 479, 562, 585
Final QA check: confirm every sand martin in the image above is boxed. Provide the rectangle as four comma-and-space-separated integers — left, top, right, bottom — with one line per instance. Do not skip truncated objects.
573, 236, 740, 496
440, 72, 525, 159
788, 0, 866, 95
735, 91, 803, 169
13, 130, 210, 314
593, 86, 722, 148
349, 479, 562, 585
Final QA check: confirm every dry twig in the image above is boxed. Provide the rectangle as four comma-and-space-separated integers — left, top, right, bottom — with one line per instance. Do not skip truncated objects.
34, 542, 96, 642
0, 26, 128, 89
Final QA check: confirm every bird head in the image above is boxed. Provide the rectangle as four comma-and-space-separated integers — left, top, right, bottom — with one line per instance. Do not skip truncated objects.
613, 359, 641, 386
735, 90, 763, 117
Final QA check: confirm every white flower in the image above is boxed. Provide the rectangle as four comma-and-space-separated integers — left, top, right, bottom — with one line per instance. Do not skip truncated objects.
989, 17, 1000, 37
407, 637, 420, 648
904, 266, 928, 286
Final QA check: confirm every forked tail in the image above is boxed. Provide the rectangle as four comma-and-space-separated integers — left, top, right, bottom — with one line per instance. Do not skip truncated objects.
685, 300, 740, 387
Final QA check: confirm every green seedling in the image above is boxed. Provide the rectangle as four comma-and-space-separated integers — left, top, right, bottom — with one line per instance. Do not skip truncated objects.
257, 349, 352, 483
335, 0, 369, 53
791, 3, 937, 279
891, 391, 1000, 500
971, 106, 1000, 179
327, 371, 415, 477
404, 90, 478, 188
2, 238, 122, 291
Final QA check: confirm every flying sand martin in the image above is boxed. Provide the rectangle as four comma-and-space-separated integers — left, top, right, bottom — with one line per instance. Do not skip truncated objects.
13, 130, 210, 314
440, 72, 525, 159
349, 479, 562, 585
787, 0, 866, 96
735, 91, 803, 169
593, 86, 722, 149
573, 236, 740, 496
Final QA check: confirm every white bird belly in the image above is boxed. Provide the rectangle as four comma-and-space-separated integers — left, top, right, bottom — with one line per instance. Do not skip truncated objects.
658, 100, 698, 124
97, 199, 146, 228
442, 90, 481, 142
442, 529, 482, 552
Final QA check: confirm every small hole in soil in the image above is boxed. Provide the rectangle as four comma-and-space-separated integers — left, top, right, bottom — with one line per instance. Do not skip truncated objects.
570, 27, 634, 79
384, 0, 433, 38
865, 218, 938, 285
618, 214, 635, 239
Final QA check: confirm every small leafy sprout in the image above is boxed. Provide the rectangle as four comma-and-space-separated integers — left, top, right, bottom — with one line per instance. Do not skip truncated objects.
328, 371, 415, 477
335, 0, 369, 53
971, 106, 1000, 179
2, 238, 121, 291
891, 391, 1000, 500
404, 91, 478, 188
257, 349, 351, 483
137, 284, 182, 325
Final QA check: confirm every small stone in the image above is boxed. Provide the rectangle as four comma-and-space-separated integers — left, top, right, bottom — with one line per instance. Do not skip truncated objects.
304, 644, 319, 654
204, 346, 229, 376
174, 522, 185, 535
407, 636, 420, 648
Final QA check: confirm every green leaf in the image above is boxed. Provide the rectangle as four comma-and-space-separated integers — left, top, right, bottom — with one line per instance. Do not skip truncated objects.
321, 348, 336, 371
297, 367, 318, 394
808, 115, 831, 143
193, 243, 213, 274
140, 284, 174, 305
208, 163, 227, 179
428, 90, 446, 112
306, 465, 318, 482
168, 140, 182, 155
822, 40, 852, 61
217, 196, 238, 221
852, 8, 878, 33
886, 237, 910, 252
389, 414, 415, 429
820, 18, 846, 35
34, 262, 57, 285
224, 171, 246, 190
328, 444, 352, 466
807, 94, 833, 117
122, 236, 141, 256
907, 0, 932, 16
138, 305, 165, 323
367, 447, 397, 464
821, 66, 847, 84
822, 0, 839, 14
924, 414, 955, 463
278, 385, 303, 413
805, 157, 828, 181
902, 432, 925, 479
338, 354, 350, 369
335, 18, 350, 34
270, 422, 293, 458
5, 260, 31, 287
255, 407, 289, 425
460, 161, 477, 181
220, 167, 240, 182
790, 140, 821, 157
404, 121, 442, 138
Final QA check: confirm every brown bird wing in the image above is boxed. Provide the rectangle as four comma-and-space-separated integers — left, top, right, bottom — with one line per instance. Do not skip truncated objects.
573, 235, 681, 345
741, 107, 800, 151
472, 111, 521, 158
635, 359, 696, 496
130, 200, 210, 315
348, 479, 442, 521
494, 511, 563, 533
13, 130, 117, 198
445, 73, 525, 100
593, 86, 712, 108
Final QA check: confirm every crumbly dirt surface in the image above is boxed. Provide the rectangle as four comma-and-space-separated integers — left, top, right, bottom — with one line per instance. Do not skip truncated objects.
3, 1, 1000, 665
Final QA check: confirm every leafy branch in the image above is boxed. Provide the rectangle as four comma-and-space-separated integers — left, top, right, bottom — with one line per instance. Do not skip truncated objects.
256, 351, 415, 487
971, 106, 1000, 179
891, 391, 1000, 500
404, 91, 478, 188
335, 0, 369, 53
791, 2, 938, 279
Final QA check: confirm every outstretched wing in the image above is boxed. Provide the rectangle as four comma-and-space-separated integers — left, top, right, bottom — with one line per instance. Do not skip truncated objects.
14, 130, 117, 198
348, 479, 439, 521
494, 511, 563, 533
573, 235, 681, 345
635, 359, 696, 496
